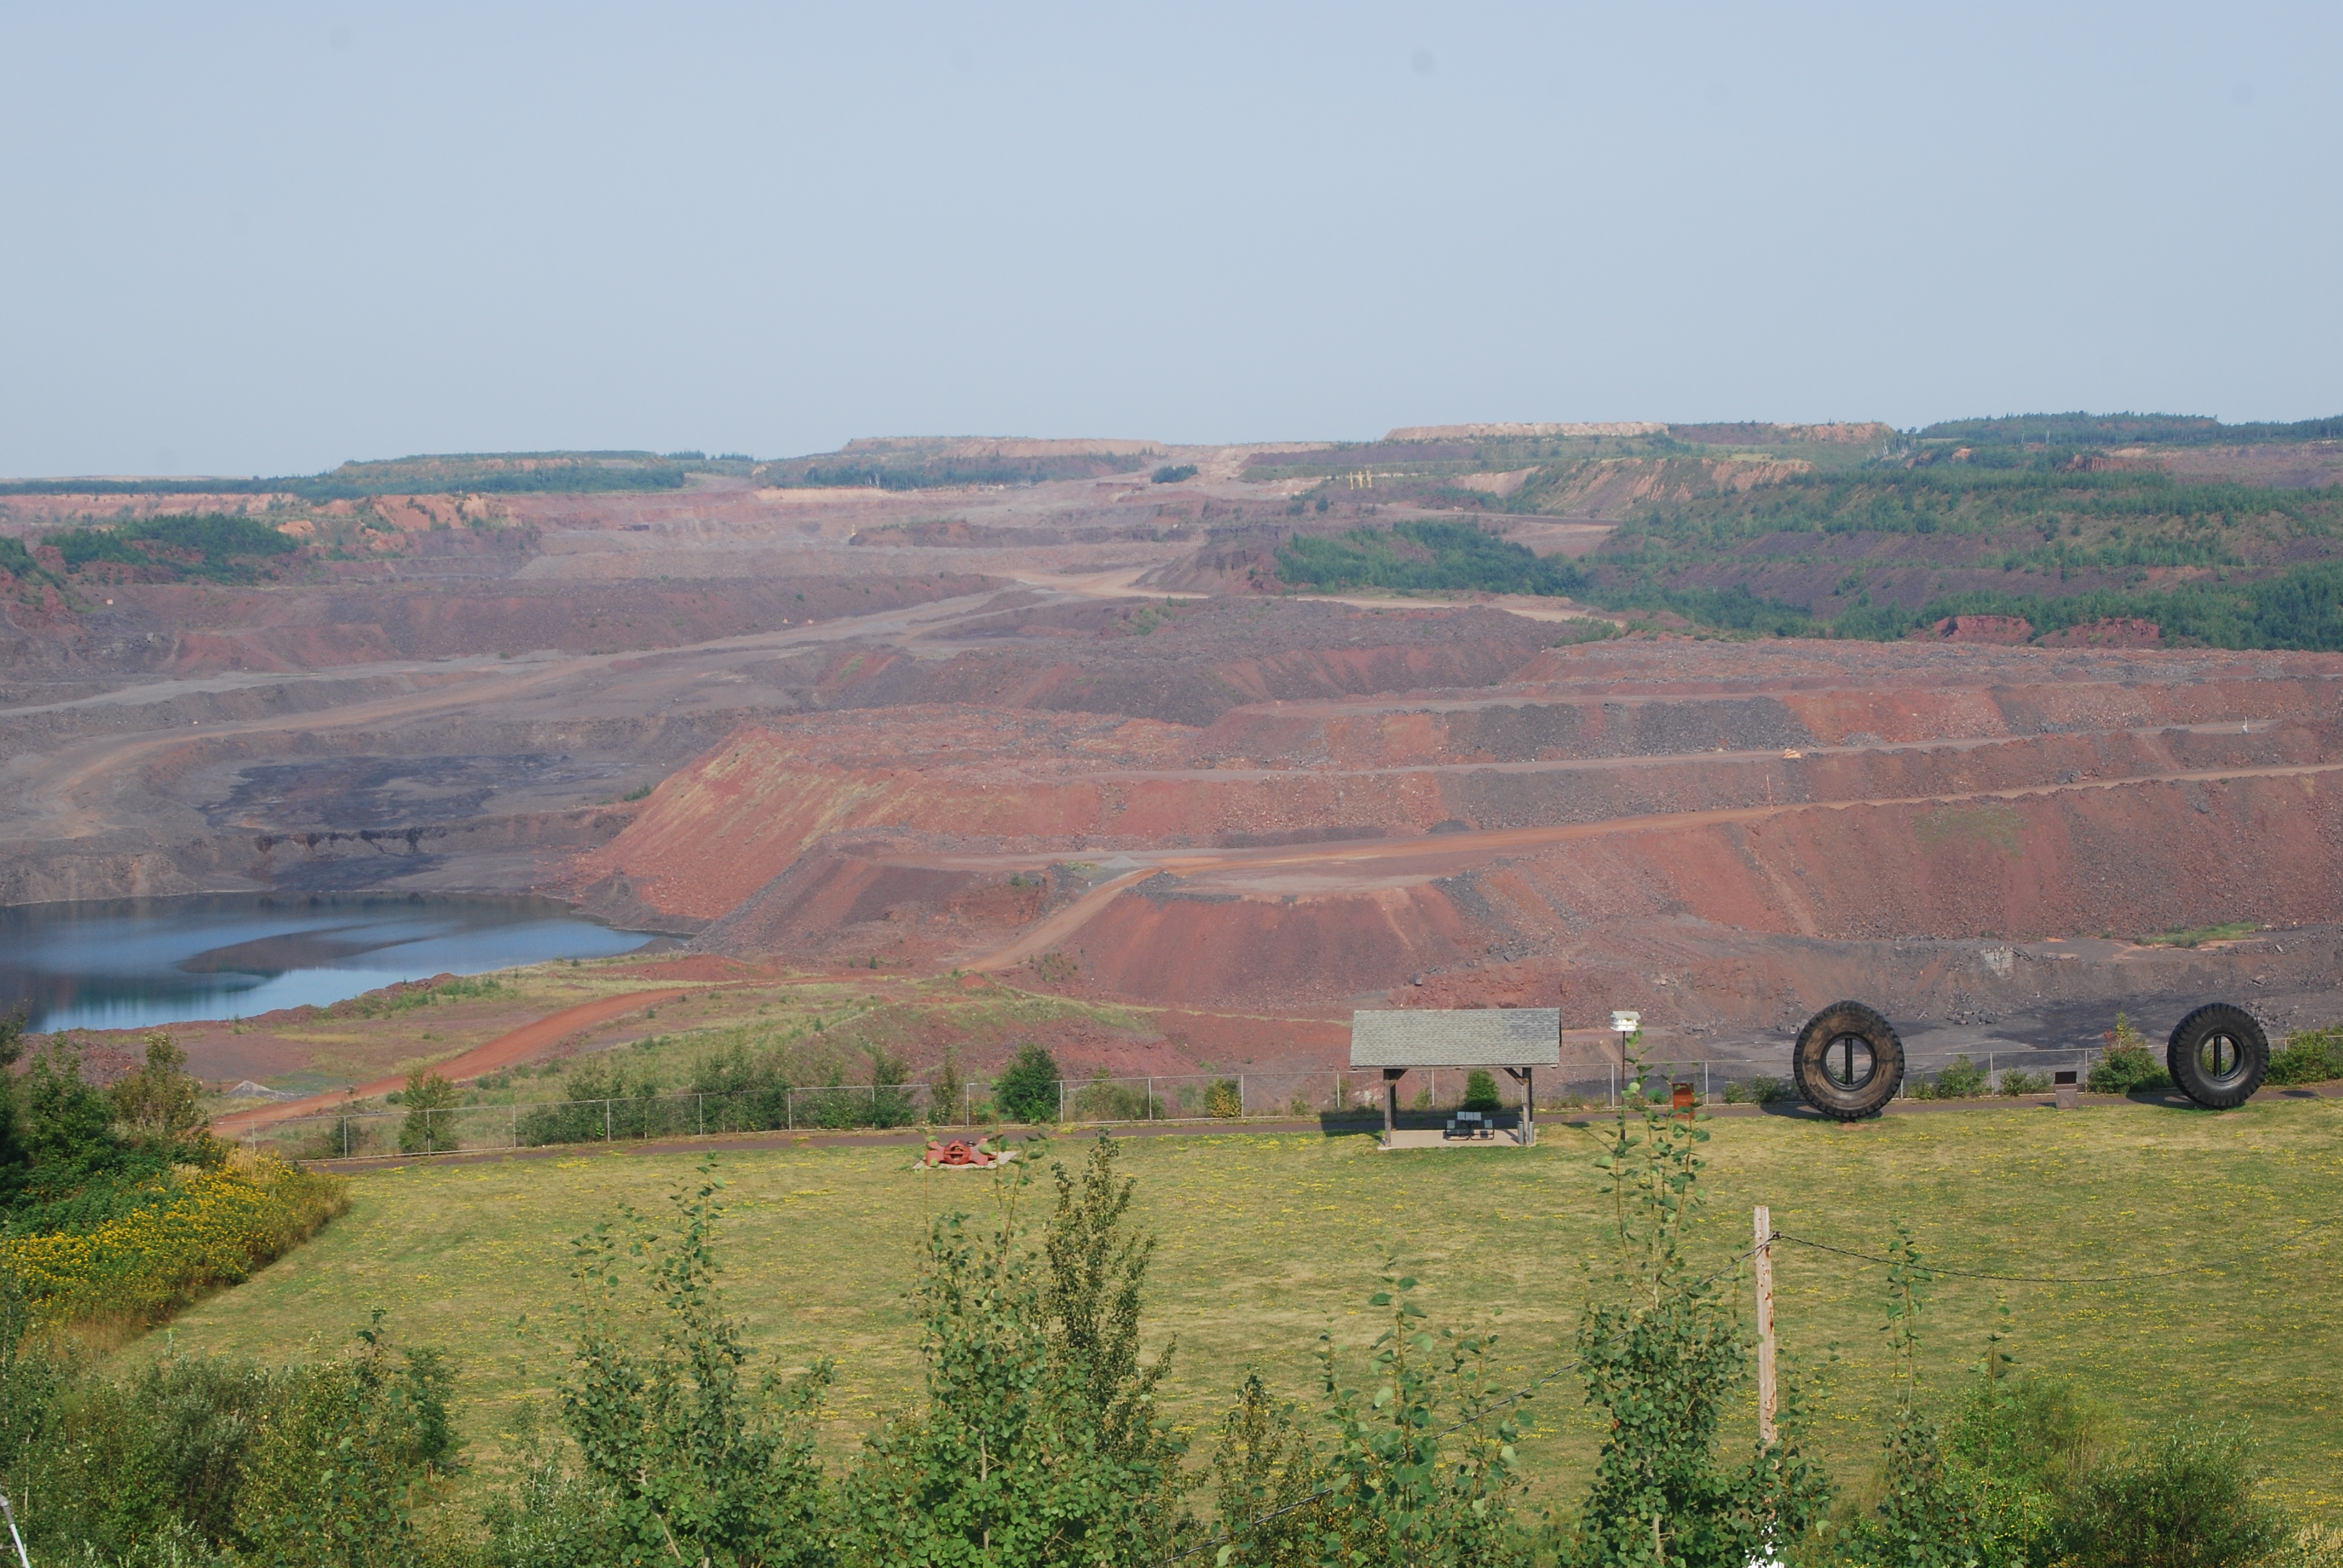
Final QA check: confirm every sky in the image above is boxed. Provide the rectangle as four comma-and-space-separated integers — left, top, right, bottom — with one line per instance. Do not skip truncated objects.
2, 2, 2338, 477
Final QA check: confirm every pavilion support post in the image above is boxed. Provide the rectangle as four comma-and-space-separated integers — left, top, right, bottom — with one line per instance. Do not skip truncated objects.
1382, 1069, 1404, 1148
1504, 1066, 1535, 1146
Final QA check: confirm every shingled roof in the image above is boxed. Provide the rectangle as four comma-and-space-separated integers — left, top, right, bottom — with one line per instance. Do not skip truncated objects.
1349, 1008, 1562, 1069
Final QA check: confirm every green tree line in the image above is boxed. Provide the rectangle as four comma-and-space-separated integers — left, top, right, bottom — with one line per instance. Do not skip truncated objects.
1917, 411, 2343, 447
0, 453, 693, 501
1277, 512, 2343, 650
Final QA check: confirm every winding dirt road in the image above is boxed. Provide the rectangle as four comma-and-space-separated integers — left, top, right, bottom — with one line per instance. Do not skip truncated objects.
948, 757, 2343, 968
211, 987, 689, 1135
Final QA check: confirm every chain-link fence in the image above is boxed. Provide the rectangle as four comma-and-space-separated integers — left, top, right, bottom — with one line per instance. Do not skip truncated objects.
247, 1082, 933, 1161
246, 1049, 2114, 1160
1693, 1047, 2104, 1106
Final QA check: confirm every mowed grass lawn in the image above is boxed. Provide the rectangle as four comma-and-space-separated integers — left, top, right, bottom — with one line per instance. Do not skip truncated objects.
133, 1098, 2343, 1518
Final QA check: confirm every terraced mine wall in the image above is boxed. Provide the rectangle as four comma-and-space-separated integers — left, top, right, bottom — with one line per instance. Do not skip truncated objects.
569, 639, 2343, 1051
10, 468, 2341, 1073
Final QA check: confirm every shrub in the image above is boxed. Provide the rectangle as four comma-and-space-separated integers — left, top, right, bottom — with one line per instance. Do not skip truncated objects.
1073, 1068, 1159, 1122
1958, 1365, 2106, 1489
690, 1041, 793, 1131
994, 1040, 1062, 1123
21, 1034, 122, 1180
555, 1165, 834, 1567
1461, 1069, 1502, 1112
0, 1154, 349, 1325
230, 1318, 457, 1567
840, 1137, 1186, 1563
0, 1305, 450, 1564
111, 1030, 212, 1160
1999, 1068, 2052, 1096
1204, 1079, 1243, 1119
1724, 1075, 1792, 1103
1918, 1055, 1988, 1100
2053, 1420, 2287, 1567
482, 1140, 1194, 1561
1303, 1266, 1535, 1561
1841, 1225, 1985, 1564
930, 1044, 963, 1125
2089, 1045, 2171, 1094
867, 1045, 916, 1128
2089, 1013, 2173, 1094
2266, 1025, 2343, 1086
397, 1069, 462, 1154
1204, 1374, 1327, 1563
1564, 1040, 1832, 1563
1150, 463, 1198, 484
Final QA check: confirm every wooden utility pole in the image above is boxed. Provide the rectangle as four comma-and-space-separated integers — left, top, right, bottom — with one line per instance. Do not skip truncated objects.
1755, 1204, 1777, 1445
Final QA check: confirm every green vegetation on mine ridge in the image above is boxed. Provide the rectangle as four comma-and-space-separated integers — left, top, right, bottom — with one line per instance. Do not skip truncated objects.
1258, 410, 2343, 648
1279, 483, 2343, 649
35, 512, 298, 584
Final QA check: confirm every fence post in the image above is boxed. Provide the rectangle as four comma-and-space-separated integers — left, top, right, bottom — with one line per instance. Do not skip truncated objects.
1238, 1074, 1246, 1119
510, 1103, 517, 1149
604, 1100, 611, 1142
1146, 1076, 1153, 1120
1755, 1204, 1777, 1444
1058, 1079, 1065, 1124
1703, 1062, 1710, 1104
425, 1106, 434, 1156
342, 1117, 349, 1159
698, 1094, 704, 1137
788, 1088, 797, 1131
964, 1082, 971, 1128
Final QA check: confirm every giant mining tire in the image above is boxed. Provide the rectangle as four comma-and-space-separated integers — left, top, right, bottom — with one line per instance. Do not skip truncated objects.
2165, 1003, 2269, 1109
1792, 1001, 1906, 1120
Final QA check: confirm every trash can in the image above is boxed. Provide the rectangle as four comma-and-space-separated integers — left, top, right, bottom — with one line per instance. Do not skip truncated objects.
2054, 1069, 2080, 1110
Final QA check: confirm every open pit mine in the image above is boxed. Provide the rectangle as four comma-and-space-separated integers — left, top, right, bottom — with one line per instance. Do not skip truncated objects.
5, 433, 2341, 1091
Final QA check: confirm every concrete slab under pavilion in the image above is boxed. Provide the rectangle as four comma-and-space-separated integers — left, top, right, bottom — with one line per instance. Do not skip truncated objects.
1377, 1126, 1535, 1151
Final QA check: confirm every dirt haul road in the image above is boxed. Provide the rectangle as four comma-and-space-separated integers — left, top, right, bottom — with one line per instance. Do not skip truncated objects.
952, 757, 2343, 967
210, 987, 691, 1135
2, 590, 1019, 845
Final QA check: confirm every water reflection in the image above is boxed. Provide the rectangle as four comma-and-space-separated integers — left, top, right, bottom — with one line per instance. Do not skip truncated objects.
0, 893, 652, 1034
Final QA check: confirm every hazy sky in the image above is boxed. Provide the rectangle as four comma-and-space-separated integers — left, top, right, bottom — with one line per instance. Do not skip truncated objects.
4, 3, 2338, 476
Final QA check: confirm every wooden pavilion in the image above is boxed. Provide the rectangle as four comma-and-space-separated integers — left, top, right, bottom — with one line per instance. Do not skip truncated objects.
1349, 1008, 1561, 1148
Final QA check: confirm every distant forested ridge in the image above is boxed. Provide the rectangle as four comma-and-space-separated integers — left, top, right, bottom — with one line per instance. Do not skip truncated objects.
0, 451, 698, 500
1918, 411, 2343, 446
1275, 509, 2343, 652
756, 452, 1152, 489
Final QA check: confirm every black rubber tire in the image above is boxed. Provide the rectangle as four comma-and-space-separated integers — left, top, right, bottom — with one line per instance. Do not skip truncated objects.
1793, 1001, 1906, 1120
2165, 1003, 2269, 1109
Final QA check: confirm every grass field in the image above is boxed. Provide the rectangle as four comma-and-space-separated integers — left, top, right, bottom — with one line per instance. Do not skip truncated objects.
131, 1097, 2343, 1520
